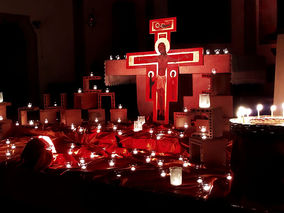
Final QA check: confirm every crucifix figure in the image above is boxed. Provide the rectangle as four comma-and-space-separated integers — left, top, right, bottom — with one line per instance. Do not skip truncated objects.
127, 17, 203, 124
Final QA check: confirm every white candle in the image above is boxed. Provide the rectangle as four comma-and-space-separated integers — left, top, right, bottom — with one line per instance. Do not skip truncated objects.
27, 103, 32, 108
44, 118, 48, 124
90, 72, 94, 76
270, 105, 276, 117
78, 88, 82, 93
93, 85, 97, 90
256, 104, 263, 118
105, 88, 110, 93
117, 118, 121, 123
15, 121, 19, 126
118, 104, 122, 109
170, 167, 182, 186
29, 120, 34, 126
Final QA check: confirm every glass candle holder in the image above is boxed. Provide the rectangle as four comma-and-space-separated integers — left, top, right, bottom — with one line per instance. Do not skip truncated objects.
170, 166, 182, 186
199, 94, 210, 108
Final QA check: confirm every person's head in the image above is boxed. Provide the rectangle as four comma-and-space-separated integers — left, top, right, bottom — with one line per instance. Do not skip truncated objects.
21, 138, 53, 171
158, 42, 166, 55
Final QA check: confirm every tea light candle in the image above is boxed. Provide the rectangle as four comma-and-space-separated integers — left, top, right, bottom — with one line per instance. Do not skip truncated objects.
6, 139, 10, 145
105, 88, 110, 93
184, 123, 189, 129
71, 123, 75, 130
6, 150, 11, 157
156, 134, 161, 140
226, 173, 232, 180
201, 134, 207, 140
27, 103, 32, 108
179, 132, 184, 138
66, 162, 72, 168
211, 68, 217, 75
113, 125, 117, 131
118, 104, 122, 109
95, 117, 99, 123
0, 116, 3, 121
197, 177, 203, 184
34, 125, 38, 129
109, 159, 115, 167
178, 155, 183, 161
79, 158, 85, 164
68, 149, 73, 155
130, 165, 136, 171
149, 128, 154, 134
167, 129, 172, 134
117, 130, 122, 135
96, 129, 101, 133
117, 118, 121, 123
183, 107, 188, 112
200, 126, 206, 133
81, 163, 87, 170
271, 105, 276, 117
151, 151, 156, 157
205, 49, 210, 54
97, 124, 102, 129
79, 127, 84, 133
93, 85, 97, 90
44, 118, 48, 124
183, 160, 190, 167
15, 121, 19, 126
170, 167, 182, 186
90, 152, 96, 158
29, 120, 34, 126
109, 55, 113, 60
160, 170, 166, 177
157, 159, 163, 167
133, 148, 138, 155
145, 156, 151, 163
203, 184, 211, 191
54, 102, 57, 107
11, 144, 16, 149
70, 143, 75, 149
78, 88, 82, 93
90, 72, 94, 76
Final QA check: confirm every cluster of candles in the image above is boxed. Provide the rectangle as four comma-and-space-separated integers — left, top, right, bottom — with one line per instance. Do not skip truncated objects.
205, 48, 229, 55
109, 55, 127, 60
237, 103, 284, 122
4, 139, 16, 159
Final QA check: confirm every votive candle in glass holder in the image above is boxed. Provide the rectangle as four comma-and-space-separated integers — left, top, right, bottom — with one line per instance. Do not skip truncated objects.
199, 94, 210, 108
170, 166, 182, 186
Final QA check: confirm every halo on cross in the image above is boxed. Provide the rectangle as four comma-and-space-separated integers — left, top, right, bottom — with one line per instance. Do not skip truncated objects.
155, 38, 170, 54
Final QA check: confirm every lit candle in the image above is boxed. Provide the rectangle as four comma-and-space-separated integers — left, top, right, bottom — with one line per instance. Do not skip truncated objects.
118, 104, 122, 109
201, 134, 207, 140
71, 123, 75, 130
237, 106, 246, 123
117, 130, 122, 135
151, 151, 156, 157
0, 116, 3, 121
79, 127, 84, 133
211, 68, 217, 74
54, 102, 57, 107
214, 49, 220, 54
109, 159, 115, 167
44, 118, 48, 124
93, 85, 97, 90
203, 184, 211, 191
200, 126, 206, 133
149, 128, 154, 134
197, 177, 203, 184
270, 105, 276, 117
109, 55, 113, 60
160, 170, 166, 177
223, 48, 229, 54
105, 88, 110, 93
156, 134, 161, 140
34, 125, 38, 129
145, 156, 151, 163
256, 104, 263, 118
79, 158, 85, 164
68, 149, 73, 155
199, 94, 210, 108
66, 162, 72, 168
27, 103, 32, 108
113, 125, 117, 131
81, 163, 87, 170
29, 120, 34, 126
245, 108, 252, 117
117, 118, 121, 123
205, 49, 210, 55
11, 144, 16, 149
90, 72, 94, 76
15, 121, 19, 126
170, 167, 182, 186
133, 148, 138, 155
6, 139, 10, 145
226, 173, 232, 180
90, 152, 96, 158
183, 107, 188, 112
179, 132, 184, 138
6, 150, 11, 157
157, 159, 163, 167
178, 155, 183, 161
130, 165, 136, 171
183, 160, 190, 167
78, 88, 82, 93
97, 124, 102, 129
111, 152, 116, 158
115, 55, 120, 60
167, 129, 172, 134
96, 129, 101, 133
70, 143, 75, 149
95, 117, 98, 123
184, 122, 189, 129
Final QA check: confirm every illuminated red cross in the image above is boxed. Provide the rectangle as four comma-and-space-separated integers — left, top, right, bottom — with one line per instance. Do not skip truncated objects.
127, 17, 203, 124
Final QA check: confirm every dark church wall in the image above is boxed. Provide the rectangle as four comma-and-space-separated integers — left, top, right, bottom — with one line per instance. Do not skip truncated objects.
0, 0, 75, 104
